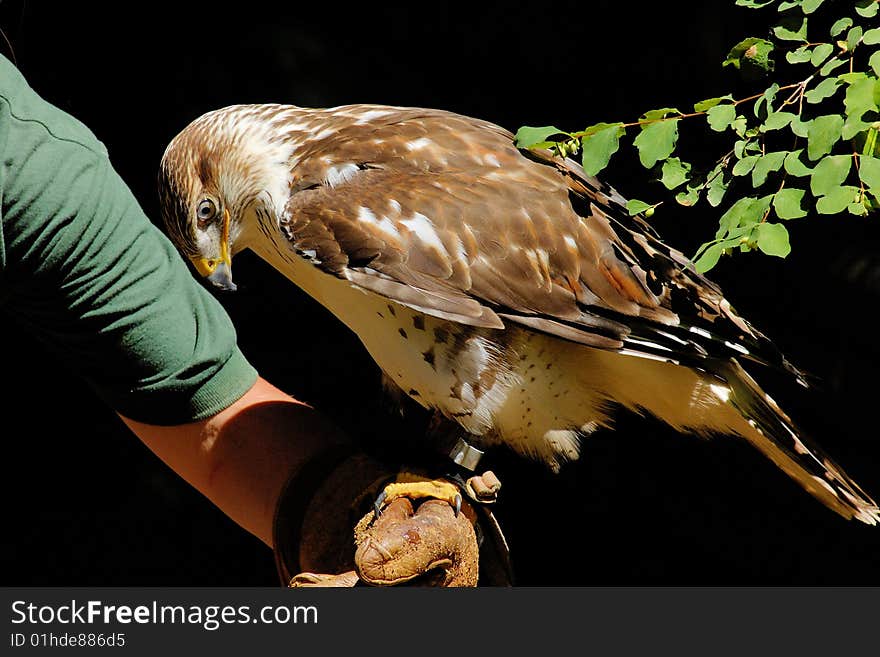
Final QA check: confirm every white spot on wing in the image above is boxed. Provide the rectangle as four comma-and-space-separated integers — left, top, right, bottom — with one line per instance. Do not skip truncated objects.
401, 212, 447, 255
358, 206, 378, 225
724, 340, 749, 355
454, 236, 468, 261
325, 163, 360, 187
405, 137, 433, 151
281, 122, 310, 132
356, 109, 394, 123
626, 337, 672, 352
312, 127, 336, 140
358, 206, 401, 240
377, 216, 401, 240
484, 153, 502, 167
709, 383, 731, 402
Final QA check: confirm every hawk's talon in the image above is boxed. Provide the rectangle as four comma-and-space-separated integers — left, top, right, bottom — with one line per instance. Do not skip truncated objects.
372, 473, 462, 518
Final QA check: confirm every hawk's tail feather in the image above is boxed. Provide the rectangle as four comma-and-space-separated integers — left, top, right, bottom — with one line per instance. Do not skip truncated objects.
719, 360, 880, 526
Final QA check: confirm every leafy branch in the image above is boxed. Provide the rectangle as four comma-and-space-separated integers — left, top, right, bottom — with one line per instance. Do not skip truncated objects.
515, 0, 880, 272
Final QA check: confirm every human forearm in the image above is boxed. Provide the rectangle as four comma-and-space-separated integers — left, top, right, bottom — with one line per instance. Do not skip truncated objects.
119, 376, 349, 546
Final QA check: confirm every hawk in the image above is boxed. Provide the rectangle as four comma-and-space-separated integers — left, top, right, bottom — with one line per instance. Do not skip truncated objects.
159, 103, 879, 525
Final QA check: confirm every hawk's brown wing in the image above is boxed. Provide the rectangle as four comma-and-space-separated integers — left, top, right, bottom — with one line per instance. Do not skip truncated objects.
281, 107, 801, 377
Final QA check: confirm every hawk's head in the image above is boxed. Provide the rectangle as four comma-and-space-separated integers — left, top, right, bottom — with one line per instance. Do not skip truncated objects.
159, 104, 298, 291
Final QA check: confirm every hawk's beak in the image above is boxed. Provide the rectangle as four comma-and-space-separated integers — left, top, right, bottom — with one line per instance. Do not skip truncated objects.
189, 208, 237, 291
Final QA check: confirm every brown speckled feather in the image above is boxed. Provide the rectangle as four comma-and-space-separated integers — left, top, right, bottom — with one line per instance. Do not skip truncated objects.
279, 107, 798, 371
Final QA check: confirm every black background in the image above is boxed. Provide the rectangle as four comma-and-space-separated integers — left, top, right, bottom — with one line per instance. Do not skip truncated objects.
2, 1, 879, 585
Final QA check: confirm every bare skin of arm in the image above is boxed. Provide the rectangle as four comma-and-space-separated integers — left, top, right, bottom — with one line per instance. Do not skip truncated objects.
119, 376, 349, 547
119, 376, 497, 585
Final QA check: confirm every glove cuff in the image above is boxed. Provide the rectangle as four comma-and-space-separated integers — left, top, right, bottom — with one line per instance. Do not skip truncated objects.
271, 445, 358, 585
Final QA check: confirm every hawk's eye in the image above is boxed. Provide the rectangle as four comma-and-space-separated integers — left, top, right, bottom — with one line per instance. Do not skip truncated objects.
196, 198, 218, 227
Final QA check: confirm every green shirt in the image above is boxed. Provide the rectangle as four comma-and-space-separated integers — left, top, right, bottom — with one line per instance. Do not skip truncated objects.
0, 55, 257, 424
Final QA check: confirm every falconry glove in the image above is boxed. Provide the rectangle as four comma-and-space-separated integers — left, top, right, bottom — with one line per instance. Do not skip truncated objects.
273, 451, 513, 587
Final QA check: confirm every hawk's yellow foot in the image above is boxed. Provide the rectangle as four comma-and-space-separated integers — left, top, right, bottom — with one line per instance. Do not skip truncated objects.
374, 473, 462, 519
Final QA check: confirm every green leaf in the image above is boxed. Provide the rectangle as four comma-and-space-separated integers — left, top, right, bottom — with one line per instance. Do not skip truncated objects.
773, 15, 808, 42
706, 104, 738, 132
773, 188, 808, 218
784, 149, 814, 176
694, 95, 733, 112
676, 183, 702, 207
810, 43, 834, 66
717, 195, 773, 237
641, 108, 682, 121
755, 223, 791, 257
754, 83, 780, 118
778, 0, 801, 10
810, 154, 853, 195
634, 120, 679, 168
752, 151, 788, 186
804, 77, 840, 103
816, 185, 861, 213
732, 116, 749, 137
859, 155, 880, 190
820, 57, 846, 76
856, 0, 879, 18
786, 45, 813, 64
830, 17, 853, 37
736, 0, 776, 7
626, 199, 653, 216
864, 128, 879, 158
514, 126, 568, 148
847, 26, 864, 52
807, 114, 844, 160
844, 74, 879, 121
790, 116, 810, 137
707, 166, 730, 207
762, 111, 797, 131
864, 28, 880, 45
802, 0, 824, 13
742, 140, 763, 156
745, 41, 775, 74
843, 116, 873, 140
849, 199, 870, 215
693, 242, 726, 273
724, 38, 775, 73
870, 51, 880, 77
660, 157, 692, 190
580, 123, 624, 176
733, 155, 760, 176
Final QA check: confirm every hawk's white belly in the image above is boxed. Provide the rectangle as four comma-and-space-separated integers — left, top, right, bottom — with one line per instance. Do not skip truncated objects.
249, 239, 612, 465
248, 238, 735, 470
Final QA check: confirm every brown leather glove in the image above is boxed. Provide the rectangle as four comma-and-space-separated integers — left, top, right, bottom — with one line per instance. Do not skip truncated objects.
273, 451, 512, 587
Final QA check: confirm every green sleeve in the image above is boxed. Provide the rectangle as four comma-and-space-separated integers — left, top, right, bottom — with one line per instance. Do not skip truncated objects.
0, 56, 258, 425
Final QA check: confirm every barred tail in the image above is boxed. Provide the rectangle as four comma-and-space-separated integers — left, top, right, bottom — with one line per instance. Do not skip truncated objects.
719, 360, 880, 525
